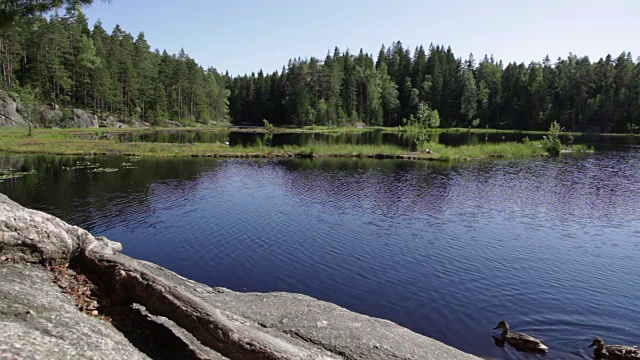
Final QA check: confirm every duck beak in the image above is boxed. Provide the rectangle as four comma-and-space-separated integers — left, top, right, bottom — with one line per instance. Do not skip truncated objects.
588, 341, 595, 348
493, 325, 500, 330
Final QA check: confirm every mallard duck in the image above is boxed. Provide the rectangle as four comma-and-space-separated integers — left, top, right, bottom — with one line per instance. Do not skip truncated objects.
589, 338, 640, 360
492, 320, 549, 353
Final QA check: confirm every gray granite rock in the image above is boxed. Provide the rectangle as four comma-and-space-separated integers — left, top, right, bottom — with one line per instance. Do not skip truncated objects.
69, 109, 99, 128
0, 90, 26, 127
0, 192, 481, 359
0, 194, 120, 264
122, 259, 480, 360
37, 104, 65, 128
99, 116, 129, 128
0, 263, 149, 360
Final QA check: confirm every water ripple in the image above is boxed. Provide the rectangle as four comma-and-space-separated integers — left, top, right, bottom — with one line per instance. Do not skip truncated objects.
2, 149, 640, 360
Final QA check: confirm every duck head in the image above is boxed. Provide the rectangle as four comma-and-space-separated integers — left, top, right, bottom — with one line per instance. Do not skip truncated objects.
493, 320, 509, 331
589, 338, 605, 350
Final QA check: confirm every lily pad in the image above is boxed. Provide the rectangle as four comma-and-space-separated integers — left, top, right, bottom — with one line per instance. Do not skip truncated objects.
88, 168, 119, 173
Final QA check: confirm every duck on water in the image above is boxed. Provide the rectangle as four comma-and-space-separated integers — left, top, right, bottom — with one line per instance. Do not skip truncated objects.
589, 338, 640, 360
492, 320, 549, 353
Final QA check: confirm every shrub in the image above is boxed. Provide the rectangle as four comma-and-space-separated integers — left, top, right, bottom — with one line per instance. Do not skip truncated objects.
541, 121, 563, 155
414, 128, 431, 152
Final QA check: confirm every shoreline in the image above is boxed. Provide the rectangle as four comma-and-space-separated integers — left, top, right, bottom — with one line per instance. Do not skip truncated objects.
0, 127, 591, 162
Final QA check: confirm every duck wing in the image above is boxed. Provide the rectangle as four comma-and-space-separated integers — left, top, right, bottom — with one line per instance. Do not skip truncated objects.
506, 332, 549, 352
605, 345, 640, 359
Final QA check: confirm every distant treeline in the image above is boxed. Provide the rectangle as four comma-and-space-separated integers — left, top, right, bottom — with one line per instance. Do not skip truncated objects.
230, 45, 640, 133
1, 8, 639, 132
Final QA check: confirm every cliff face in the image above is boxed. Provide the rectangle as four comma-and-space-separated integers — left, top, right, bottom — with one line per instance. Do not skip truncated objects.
0, 90, 26, 127
0, 193, 480, 360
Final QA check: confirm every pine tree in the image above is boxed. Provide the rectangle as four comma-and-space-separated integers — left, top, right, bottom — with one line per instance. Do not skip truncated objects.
460, 68, 478, 126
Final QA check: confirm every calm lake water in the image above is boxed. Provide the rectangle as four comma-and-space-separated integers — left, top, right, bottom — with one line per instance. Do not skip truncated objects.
1, 146, 639, 359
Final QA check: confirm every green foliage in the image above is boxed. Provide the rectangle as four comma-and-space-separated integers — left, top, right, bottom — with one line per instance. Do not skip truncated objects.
0, 0, 95, 25
228, 44, 640, 134
540, 121, 563, 155
417, 102, 440, 128
262, 119, 273, 130
460, 68, 478, 124
1, 7, 229, 126
0, 127, 590, 161
2, 3, 640, 134
414, 128, 432, 152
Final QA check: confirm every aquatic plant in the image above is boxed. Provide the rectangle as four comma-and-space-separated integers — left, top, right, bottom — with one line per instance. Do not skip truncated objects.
88, 168, 118, 173
0, 169, 37, 180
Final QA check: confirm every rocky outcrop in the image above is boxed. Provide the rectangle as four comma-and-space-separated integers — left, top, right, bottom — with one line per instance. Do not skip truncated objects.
0, 90, 26, 126
99, 116, 151, 128
166, 120, 186, 127
0, 193, 480, 360
36, 106, 100, 128
100, 116, 129, 128
131, 119, 151, 128
0, 195, 120, 264
69, 108, 99, 128
37, 104, 65, 128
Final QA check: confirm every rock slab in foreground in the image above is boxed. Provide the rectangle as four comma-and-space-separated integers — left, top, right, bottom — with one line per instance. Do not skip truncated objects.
0, 263, 149, 360
0, 193, 481, 360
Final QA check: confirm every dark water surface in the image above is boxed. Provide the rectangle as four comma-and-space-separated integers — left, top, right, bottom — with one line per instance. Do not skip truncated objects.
110, 129, 640, 150
1, 149, 639, 359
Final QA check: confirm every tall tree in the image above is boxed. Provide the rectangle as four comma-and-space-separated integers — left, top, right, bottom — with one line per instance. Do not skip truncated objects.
460, 67, 478, 126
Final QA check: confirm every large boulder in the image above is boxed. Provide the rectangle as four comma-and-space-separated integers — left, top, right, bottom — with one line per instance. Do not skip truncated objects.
166, 120, 186, 127
0, 193, 480, 360
131, 119, 150, 128
69, 108, 99, 128
0, 194, 121, 264
100, 116, 129, 128
36, 106, 100, 128
0, 90, 26, 127
37, 104, 65, 128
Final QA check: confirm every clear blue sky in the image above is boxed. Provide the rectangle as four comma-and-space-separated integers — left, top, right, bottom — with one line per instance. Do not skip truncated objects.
83, 0, 639, 75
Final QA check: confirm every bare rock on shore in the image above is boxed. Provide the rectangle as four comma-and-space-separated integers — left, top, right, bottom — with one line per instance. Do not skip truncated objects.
0, 263, 149, 360
0, 193, 481, 360
0, 194, 121, 264
69, 108, 99, 128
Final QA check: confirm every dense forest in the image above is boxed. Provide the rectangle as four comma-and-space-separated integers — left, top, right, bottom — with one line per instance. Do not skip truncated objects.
230, 45, 640, 133
1, 3, 639, 132
0, 7, 230, 125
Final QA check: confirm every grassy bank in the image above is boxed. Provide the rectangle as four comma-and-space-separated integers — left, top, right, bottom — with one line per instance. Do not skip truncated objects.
0, 127, 591, 161
29, 124, 640, 137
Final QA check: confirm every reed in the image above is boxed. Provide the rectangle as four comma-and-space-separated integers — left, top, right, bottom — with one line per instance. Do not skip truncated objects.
0, 128, 592, 161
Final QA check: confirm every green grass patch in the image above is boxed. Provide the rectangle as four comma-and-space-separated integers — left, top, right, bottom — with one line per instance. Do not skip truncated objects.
282, 143, 406, 156
0, 127, 592, 162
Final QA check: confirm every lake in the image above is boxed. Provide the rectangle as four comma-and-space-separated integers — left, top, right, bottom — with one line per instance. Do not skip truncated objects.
1, 144, 639, 359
